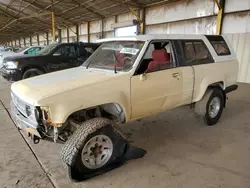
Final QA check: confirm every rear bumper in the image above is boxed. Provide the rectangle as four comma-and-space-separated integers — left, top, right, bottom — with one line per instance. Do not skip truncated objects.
0, 68, 22, 82
225, 84, 238, 93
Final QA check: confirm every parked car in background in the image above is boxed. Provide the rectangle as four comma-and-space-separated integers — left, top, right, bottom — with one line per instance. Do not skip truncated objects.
1, 46, 20, 52
0, 42, 100, 81
0, 46, 44, 68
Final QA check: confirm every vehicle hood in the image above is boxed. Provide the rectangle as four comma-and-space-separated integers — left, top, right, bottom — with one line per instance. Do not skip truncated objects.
4, 54, 43, 61
0, 51, 16, 58
0, 52, 16, 67
11, 67, 120, 105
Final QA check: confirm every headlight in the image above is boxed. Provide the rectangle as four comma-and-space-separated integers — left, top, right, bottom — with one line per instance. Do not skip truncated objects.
25, 105, 31, 117
4, 61, 18, 69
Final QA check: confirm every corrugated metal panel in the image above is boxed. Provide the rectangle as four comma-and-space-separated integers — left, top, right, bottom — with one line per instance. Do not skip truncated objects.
103, 16, 115, 32
104, 31, 114, 38
61, 38, 67, 43
80, 23, 87, 35
117, 12, 136, 22
69, 26, 76, 37
224, 0, 250, 13
79, 35, 87, 42
222, 11, 250, 34
90, 34, 99, 42
225, 33, 250, 83
61, 28, 67, 38
146, 0, 217, 25
90, 20, 101, 33
146, 16, 216, 34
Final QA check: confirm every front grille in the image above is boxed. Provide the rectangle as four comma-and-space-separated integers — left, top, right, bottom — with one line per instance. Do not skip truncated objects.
11, 92, 37, 124
11, 92, 27, 118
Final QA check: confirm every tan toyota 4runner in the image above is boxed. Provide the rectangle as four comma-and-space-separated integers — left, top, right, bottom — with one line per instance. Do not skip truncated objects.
10, 34, 238, 174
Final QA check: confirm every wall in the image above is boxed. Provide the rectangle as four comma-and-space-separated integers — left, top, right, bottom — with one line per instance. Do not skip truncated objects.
10, 0, 250, 82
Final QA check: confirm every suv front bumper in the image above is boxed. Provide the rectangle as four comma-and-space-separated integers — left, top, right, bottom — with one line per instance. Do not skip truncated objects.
0, 68, 22, 82
10, 101, 41, 137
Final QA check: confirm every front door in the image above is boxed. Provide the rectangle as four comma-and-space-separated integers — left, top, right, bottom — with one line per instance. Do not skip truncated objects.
131, 40, 183, 119
131, 68, 183, 118
52, 44, 79, 71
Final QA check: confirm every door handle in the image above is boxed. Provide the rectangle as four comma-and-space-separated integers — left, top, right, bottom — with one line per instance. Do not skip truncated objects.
172, 72, 180, 80
172, 73, 180, 77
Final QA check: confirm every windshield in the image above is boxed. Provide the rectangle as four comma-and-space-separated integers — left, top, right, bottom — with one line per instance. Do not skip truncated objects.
15, 47, 29, 53
83, 41, 145, 72
39, 43, 58, 55
3, 47, 15, 52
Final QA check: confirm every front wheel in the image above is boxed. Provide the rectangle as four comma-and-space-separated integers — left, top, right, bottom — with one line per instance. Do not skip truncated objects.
195, 88, 224, 126
22, 68, 43, 79
60, 118, 126, 173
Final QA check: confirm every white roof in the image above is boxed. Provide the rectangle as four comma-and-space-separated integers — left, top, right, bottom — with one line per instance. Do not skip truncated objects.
97, 34, 210, 43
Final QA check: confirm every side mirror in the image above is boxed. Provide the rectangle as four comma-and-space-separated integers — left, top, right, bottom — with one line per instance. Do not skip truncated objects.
140, 73, 147, 81
53, 53, 61, 56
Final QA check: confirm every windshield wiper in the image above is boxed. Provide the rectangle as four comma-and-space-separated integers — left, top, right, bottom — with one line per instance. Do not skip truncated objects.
86, 60, 92, 69
113, 51, 118, 74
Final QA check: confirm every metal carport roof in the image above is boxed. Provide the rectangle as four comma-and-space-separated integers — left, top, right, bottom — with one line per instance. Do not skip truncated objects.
0, 0, 177, 43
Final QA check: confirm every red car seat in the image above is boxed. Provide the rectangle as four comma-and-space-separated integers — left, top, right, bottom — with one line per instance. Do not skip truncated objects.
146, 50, 171, 73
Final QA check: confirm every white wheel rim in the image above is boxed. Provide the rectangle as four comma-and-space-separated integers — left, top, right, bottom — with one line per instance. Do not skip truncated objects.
208, 97, 221, 118
81, 135, 113, 169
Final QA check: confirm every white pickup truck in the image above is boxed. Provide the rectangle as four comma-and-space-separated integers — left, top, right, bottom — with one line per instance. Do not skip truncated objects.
10, 34, 238, 175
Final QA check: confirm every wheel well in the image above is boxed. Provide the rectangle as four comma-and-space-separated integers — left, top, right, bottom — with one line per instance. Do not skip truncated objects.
207, 82, 226, 107
22, 66, 46, 75
68, 103, 126, 124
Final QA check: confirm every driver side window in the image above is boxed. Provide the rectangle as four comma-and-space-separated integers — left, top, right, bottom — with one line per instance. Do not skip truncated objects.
135, 41, 176, 75
54, 45, 76, 57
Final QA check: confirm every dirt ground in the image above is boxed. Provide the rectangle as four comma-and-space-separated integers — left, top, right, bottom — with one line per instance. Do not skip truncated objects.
1, 76, 250, 188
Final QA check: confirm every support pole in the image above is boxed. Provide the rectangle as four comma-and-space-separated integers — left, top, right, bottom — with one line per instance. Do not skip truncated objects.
46, 32, 49, 45
52, 12, 56, 41
129, 7, 144, 35
140, 8, 146, 34
76, 24, 79, 42
37, 34, 40, 45
58, 29, 62, 43
30, 36, 32, 46
87, 22, 90, 43
67, 27, 69, 43
14, 40, 17, 47
18, 39, 21, 47
23, 37, 26, 46
101, 19, 104, 39
215, 0, 225, 35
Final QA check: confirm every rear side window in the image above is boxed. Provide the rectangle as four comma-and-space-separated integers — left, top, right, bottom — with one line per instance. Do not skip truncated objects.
206, 35, 231, 56
181, 40, 213, 65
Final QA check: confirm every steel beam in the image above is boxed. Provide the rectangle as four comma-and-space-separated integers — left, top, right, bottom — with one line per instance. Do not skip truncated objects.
67, 27, 69, 43
140, 8, 145, 34
30, 36, 32, 46
52, 12, 56, 41
37, 34, 40, 45
215, 0, 225, 35
87, 22, 90, 43
23, 37, 26, 46
76, 24, 79, 42
46, 32, 49, 45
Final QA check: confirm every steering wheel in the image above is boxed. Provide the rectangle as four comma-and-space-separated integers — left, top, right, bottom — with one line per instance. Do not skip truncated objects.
123, 56, 134, 69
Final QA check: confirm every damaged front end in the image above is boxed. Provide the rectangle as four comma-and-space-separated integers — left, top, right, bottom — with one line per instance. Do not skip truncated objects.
10, 92, 73, 144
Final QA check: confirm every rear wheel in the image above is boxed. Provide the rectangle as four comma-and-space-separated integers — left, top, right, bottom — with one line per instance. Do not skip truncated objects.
22, 68, 43, 79
195, 88, 224, 126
